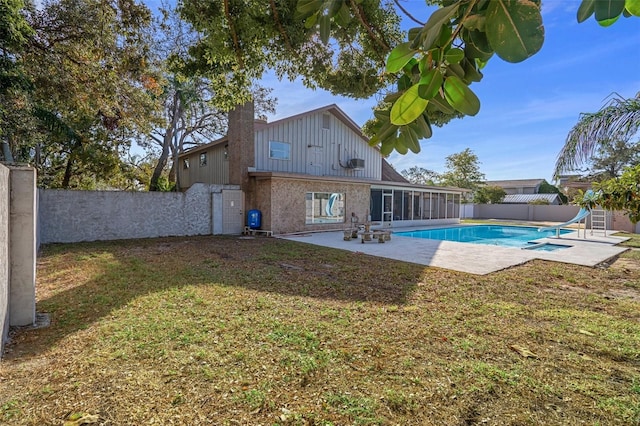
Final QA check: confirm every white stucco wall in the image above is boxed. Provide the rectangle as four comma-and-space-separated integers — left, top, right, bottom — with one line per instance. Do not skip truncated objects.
38, 184, 237, 244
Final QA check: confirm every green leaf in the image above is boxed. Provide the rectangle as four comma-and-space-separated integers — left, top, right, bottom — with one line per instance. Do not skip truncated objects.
304, 12, 318, 29
394, 132, 409, 155
463, 14, 486, 31
402, 57, 418, 74
333, 3, 352, 26
418, 69, 443, 100
443, 75, 480, 116
391, 84, 429, 126
296, 0, 323, 19
386, 42, 416, 73
374, 121, 399, 143
461, 58, 483, 83
444, 48, 464, 64
397, 74, 412, 91
327, 0, 343, 17
400, 126, 421, 153
594, 0, 625, 21
419, 114, 433, 139
463, 29, 494, 61
445, 63, 465, 80
627, 0, 640, 16
597, 15, 621, 26
421, 3, 459, 50
373, 109, 390, 120
577, 0, 595, 22
429, 93, 455, 114
485, 0, 544, 63
319, 14, 331, 44
409, 114, 433, 139
380, 137, 395, 156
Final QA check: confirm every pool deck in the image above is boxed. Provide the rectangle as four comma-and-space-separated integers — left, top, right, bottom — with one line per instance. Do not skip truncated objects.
279, 225, 630, 275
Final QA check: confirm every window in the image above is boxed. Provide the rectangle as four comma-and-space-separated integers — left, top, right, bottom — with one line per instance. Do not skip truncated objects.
269, 141, 290, 160
322, 113, 330, 130
305, 192, 345, 224
199, 153, 207, 166
183, 159, 190, 169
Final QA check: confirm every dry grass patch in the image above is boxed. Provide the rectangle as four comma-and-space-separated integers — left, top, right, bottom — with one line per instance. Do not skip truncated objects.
1, 236, 639, 425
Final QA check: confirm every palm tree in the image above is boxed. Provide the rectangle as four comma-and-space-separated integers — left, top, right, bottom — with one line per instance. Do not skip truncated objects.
553, 92, 640, 179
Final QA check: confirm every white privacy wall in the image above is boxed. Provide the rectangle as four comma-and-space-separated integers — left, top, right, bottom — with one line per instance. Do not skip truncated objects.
39, 184, 216, 244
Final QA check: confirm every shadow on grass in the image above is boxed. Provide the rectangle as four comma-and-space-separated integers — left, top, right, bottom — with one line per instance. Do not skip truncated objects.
9, 236, 427, 358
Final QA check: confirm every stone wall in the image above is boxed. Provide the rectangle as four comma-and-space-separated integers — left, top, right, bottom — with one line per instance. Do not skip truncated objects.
38, 184, 238, 244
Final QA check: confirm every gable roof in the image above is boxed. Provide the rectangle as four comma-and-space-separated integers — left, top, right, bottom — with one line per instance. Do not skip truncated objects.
485, 179, 545, 188
263, 104, 366, 139
381, 159, 409, 183
179, 104, 366, 158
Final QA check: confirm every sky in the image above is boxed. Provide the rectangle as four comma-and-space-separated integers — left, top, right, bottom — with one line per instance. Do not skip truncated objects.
251, 0, 640, 183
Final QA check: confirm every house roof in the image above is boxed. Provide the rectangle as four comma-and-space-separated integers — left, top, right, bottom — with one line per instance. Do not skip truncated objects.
485, 178, 545, 188
179, 104, 366, 158
249, 171, 467, 193
381, 159, 409, 183
502, 194, 560, 204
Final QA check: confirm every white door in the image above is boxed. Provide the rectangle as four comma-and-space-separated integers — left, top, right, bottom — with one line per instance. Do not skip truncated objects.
307, 146, 323, 175
222, 190, 244, 234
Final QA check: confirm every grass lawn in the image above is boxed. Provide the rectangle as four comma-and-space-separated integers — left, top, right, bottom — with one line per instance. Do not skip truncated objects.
1, 236, 639, 425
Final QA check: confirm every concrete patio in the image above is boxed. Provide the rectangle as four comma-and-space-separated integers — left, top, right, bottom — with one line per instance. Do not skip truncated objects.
279, 225, 630, 275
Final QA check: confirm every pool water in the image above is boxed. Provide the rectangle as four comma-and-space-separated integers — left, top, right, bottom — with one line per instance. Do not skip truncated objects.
395, 225, 572, 249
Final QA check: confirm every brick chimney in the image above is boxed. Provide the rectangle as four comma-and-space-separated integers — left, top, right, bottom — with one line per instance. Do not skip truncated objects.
227, 101, 255, 192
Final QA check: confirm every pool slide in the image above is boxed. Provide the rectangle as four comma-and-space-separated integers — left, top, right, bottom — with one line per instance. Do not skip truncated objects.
538, 207, 590, 236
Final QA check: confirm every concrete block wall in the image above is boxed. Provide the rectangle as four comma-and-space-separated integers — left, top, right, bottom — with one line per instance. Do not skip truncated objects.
471, 204, 582, 223
1, 164, 38, 355
0, 164, 9, 353
38, 184, 240, 244
9, 166, 37, 327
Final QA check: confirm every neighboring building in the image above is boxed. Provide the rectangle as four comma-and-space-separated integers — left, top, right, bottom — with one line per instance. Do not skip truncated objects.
178, 103, 466, 234
502, 194, 562, 205
485, 179, 545, 195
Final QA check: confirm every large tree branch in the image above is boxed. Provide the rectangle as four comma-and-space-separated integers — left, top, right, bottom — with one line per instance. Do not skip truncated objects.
348, 0, 390, 54
393, 0, 424, 25
223, 0, 244, 69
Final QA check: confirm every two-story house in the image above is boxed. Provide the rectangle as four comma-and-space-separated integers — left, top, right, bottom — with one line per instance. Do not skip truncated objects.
178, 103, 465, 234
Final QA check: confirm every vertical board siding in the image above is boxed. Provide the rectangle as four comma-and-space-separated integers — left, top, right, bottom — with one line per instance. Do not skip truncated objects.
181, 144, 228, 186
255, 110, 381, 180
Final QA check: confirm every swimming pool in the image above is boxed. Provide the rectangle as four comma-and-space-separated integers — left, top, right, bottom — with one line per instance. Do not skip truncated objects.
395, 225, 572, 248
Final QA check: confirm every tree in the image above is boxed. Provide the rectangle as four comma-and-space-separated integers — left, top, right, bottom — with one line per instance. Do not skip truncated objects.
595, 165, 640, 224
538, 179, 567, 204
5, 0, 162, 188
179, 0, 638, 157
400, 166, 440, 185
0, 0, 35, 160
554, 92, 640, 179
140, 7, 279, 191
177, 0, 403, 111
584, 139, 640, 181
473, 185, 505, 204
439, 148, 485, 191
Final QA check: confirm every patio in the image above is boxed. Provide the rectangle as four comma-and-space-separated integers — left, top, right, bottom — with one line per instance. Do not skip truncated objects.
279, 225, 629, 275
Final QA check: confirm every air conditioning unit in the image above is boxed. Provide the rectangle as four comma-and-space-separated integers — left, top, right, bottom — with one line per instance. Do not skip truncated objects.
348, 158, 365, 169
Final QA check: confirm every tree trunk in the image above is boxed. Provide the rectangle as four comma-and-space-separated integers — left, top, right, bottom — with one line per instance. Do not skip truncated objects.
62, 155, 74, 188
149, 130, 172, 191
